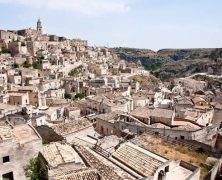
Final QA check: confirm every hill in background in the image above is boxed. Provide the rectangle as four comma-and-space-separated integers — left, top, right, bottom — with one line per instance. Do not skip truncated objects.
112, 47, 222, 80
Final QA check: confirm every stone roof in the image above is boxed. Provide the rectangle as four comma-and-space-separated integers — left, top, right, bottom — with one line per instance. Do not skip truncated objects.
176, 97, 193, 106
192, 96, 206, 104
52, 118, 92, 136
87, 95, 131, 107
53, 168, 99, 180
130, 107, 152, 119
150, 123, 170, 129
75, 146, 123, 180
131, 107, 174, 119
96, 111, 123, 122
151, 108, 174, 119
112, 142, 167, 177
173, 121, 201, 130
172, 124, 200, 131
41, 142, 85, 168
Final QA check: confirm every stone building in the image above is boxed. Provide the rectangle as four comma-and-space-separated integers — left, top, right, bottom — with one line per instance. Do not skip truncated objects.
0, 124, 42, 180
37, 19, 42, 35
0, 30, 17, 42
8, 92, 29, 106
95, 111, 123, 136
70, 38, 87, 47
85, 95, 133, 114
130, 107, 175, 126
49, 35, 59, 42
38, 142, 100, 179
64, 106, 81, 120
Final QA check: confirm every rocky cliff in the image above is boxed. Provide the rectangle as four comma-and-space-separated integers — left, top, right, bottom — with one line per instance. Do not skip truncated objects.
112, 47, 222, 80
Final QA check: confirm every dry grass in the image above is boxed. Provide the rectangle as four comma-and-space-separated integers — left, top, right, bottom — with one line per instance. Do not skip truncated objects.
129, 74, 160, 89
137, 134, 216, 179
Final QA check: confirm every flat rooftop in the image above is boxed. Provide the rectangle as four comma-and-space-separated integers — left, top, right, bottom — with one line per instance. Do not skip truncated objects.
0, 126, 12, 141
1, 124, 40, 143
12, 124, 40, 144
0, 103, 21, 111
165, 165, 193, 180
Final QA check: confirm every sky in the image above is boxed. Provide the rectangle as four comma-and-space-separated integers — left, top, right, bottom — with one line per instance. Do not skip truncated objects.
0, 0, 221, 51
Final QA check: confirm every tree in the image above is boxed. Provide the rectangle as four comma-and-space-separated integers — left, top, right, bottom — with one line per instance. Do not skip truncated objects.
23, 62, 32, 68
32, 62, 41, 69
32, 55, 43, 69
74, 93, 86, 99
24, 157, 46, 180
68, 65, 83, 77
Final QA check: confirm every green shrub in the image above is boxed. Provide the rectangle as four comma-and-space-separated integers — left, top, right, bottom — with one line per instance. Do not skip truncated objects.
68, 65, 83, 77
143, 60, 163, 71
74, 93, 86, 99
1, 48, 12, 54
24, 157, 46, 180
23, 62, 32, 68
196, 147, 205, 154
32, 62, 41, 69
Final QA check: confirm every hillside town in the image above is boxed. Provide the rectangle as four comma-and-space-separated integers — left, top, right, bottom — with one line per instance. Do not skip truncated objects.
1, 20, 222, 180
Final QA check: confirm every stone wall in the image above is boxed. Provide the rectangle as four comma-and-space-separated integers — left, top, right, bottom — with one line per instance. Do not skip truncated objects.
204, 157, 222, 180
0, 139, 42, 180
36, 125, 64, 143
115, 121, 197, 140
180, 161, 200, 180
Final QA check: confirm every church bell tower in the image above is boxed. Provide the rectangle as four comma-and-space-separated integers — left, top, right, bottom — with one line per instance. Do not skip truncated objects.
37, 19, 42, 35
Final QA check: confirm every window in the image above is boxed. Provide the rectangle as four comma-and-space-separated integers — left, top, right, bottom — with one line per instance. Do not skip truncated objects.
165, 166, 169, 172
180, 136, 185, 140
2, 172, 14, 180
3, 156, 10, 163
158, 170, 165, 180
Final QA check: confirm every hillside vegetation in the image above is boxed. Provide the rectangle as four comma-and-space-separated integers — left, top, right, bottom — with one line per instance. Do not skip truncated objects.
112, 47, 222, 80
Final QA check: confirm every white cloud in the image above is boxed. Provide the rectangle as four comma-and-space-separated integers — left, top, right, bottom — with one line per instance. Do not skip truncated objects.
0, 0, 131, 16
